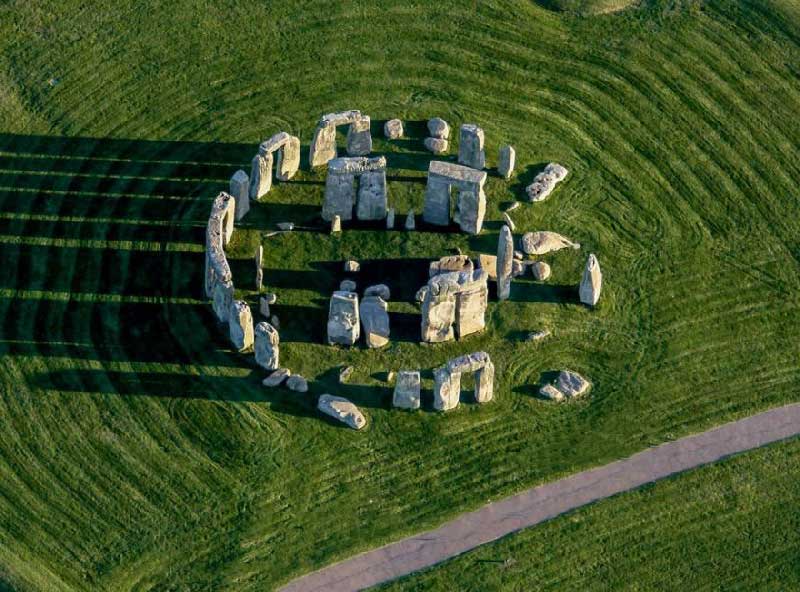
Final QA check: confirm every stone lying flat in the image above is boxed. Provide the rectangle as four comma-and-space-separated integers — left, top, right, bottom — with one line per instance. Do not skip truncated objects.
321, 110, 362, 126
579, 253, 602, 306
328, 156, 386, 175
429, 255, 473, 278
428, 117, 450, 139
424, 137, 449, 154
557, 370, 591, 398
384, 119, 403, 139
287, 375, 308, 393
259, 131, 292, 154
364, 284, 390, 300
327, 291, 360, 346
263, 368, 291, 387
531, 261, 551, 281
428, 160, 487, 184
277, 222, 295, 231
526, 329, 551, 342
526, 163, 569, 202
446, 351, 491, 374
318, 394, 367, 430
505, 201, 520, 212
339, 366, 353, 383
539, 384, 565, 402
393, 370, 421, 410
520, 231, 580, 255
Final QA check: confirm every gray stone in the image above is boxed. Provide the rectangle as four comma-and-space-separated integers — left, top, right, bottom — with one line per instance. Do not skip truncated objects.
364, 284, 390, 300
287, 374, 309, 393
475, 360, 495, 403
531, 261, 551, 281
249, 152, 272, 200
520, 231, 580, 255
405, 210, 415, 230
309, 111, 372, 167
384, 119, 403, 139
360, 295, 389, 348
263, 368, 291, 388
424, 137, 449, 154
327, 291, 360, 346
340, 279, 357, 292
497, 225, 514, 301
275, 135, 300, 181
514, 250, 524, 260
539, 384, 565, 402
318, 394, 366, 430
309, 121, 337, 168
264, 293, 277, 305
323, 172, 356, 222
339, 366, 354, 383
255, 268, 263, 291
428, 118, 450, 139
356, 170, 388, 221
331, 215, 342, 233
230, 169, 250, 221
579, 253, 602, 306
393, 371, 421, 410
229, 300, 254, 351
512, 260, 525, 278
254, 322, 280, 371
433, 366, 461, 411
458, 124, 486, 170
259, 296, 270, 318
270, 315, 280, 330
277, 222, 294, 231
526, 163, 569, 202
346, 115, 372, 156
421, 270, 488, 342
502, 212, 516, 232
498, 145, 515, 179
526, 329, 551, 342
415, 285, 429, 303
424, 161, 487, 233
344, 260, 360, 273
557, 370, 591, 398
386, 208, 395, 229
212, 280, 234, 323
255, 245, 264, 290
323, 156, 387, 222
455, 189, 486, 235
429, 255, 473, 278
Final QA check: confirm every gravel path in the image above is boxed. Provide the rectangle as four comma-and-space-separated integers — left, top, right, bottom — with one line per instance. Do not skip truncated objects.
280, 403, 800, 592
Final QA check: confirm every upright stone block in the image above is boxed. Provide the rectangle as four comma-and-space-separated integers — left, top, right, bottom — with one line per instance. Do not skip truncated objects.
356, 170, 387, 220
327, 291, 360, 346
309, 122, 337, 168
249, 152, 272, 201
433, 367, 461, 411
579, 253, 603, 306
393, 371, 421, 410
498, 145, 515, 179
323, 173, 355, 222
229, 300, 254, 351
455, 279, 488, 337
212, 280, 234, 323
254, 322, 279, 370
424, 161, 488, 232
497, 225, 514, 301
346, 115, 372, 155
475, 361, 495, 403
230, 169, 250, 221
276, 135, 300, 181
423, 177, 452, 226
456, 189, 486, 235
458, 124, 486, 170
421, 290, 456, 343
359, 295, 390, 348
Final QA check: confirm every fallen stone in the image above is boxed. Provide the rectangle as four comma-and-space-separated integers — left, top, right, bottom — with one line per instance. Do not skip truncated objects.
318, 394, 366, 430
331, 215, 342, 233
497, 225, 514, 300
364, 284, 390, 300
327, 291, 360, 346
428, 117, 450, 139
287, 374, 308, 393
263, 368, 291, 387
384, 119, 403, 139
539, 384, 565, 402
429, 255, 473, 278
557, 370, 591, 398
405, 210, 415, 230
505, 201, 520, 212
579, 253, 602, 306
531, 261, 551, 281
229, 300, 254, 351
340, 279, 357, 292
359, 295, 390, 348
502, 212, 516, 232
230, 169, 250, 221
344, 260, 360, 273
277, 222, 294, 231
339, 366, 353, 383
393, 370, 421, 410
424, 137, 449, 154
526, 329, 551, 342
254, 322, 279, 371
498, 145, 516, 179
526, 163, 569, 202
386, 208, 395, 229
521, 231, 580, 255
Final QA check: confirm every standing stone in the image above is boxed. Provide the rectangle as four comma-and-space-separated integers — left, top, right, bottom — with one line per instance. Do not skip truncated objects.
230, 170, 250, 221
475, 360, 495, 403
458, 124, 486, 170
323, 172, 356, 221
502, 212, 516, 232
364, 284, 390, 300
249, 152, 272, 201
212, 280, 234, 323
259, 296, 270, 318
340, 279, 357, 292
384, 119, 403, 139
393, 370, 421, 410
331, 215, 342, 233
356, 170, 388, 220
359, 295, 390, 348
327, 291, 360, 346
521, 231, 580, 255
254, 322, 279, 371
229, 300, 254, 351
309, 122, 337, 168
386, 208, 395, 229
454, 275, 488, 337
346, 116, 372, 155
497, 225, 514, 301
428, 118, 450, 139
318, 394, 367, 430
433, 366, 461, 411
579, 253, 602, 306
423, 161, 487, 232
531, 261, 552, 281
405, 210, 415, 230
420, 289, 456, 343
498, 145, 515, 179
344, 260, 360, 272
270, 314, 280, 330
276, 135, 301, 181
455, 190, 486, 235
255, 245, 263, 291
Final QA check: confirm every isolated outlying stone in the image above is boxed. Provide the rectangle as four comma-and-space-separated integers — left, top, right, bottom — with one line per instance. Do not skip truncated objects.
263, 368, 291, 387
520, 231, 580, 255
526, 329, 551, 342
531, 261, 551, 281
393, 370, 421, 410
318, 394, 366, 430
498, 145, 515, 179
384, 119, 403, 139
359, 295, 390, 348
254, 322, 279, 371
229, 300, 254, 351
557, 370, 591, 398
497, 225, 514, 301
526, 163, 569, 202
539, 384, 565, 402
579, 253, 602, 306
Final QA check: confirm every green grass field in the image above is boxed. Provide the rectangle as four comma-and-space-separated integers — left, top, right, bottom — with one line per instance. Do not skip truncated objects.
0, 0, 798, 589
377, 436, 800, 591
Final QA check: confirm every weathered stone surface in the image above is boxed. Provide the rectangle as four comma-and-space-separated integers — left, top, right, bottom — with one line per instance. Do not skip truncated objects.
229, 300, 254, 351
324, 157, 387, 222
249, 152, 272, 200
230, 170, 250, 221
364, 284, 390, 300
263, 368, 290, 387
429, 255, 473, 278
424, 137, 449, 154
339, 365, 353, 383
309, 111, 371, 167
458, 124, 486, 170
276, 135, 300, 181
318, 394, 367, 430
328, 156, 386, 175
212, 280, 234, 323
512, 259, 525, 278
502, 212, 516, 232
259, 131, 292, 155
287, 374, 308, 393
526, 329, 551, 342
475, 361, 495, 403
455, 189, 486, 235
255, 268, 263, 291
424, 161, 487, 232
579, 253, 602, 306
455, 280, 488, 337
340, 279, 357, 292
415, 285, 429, 303
422, 177, 451, 225
384, 119, 403, 139
514, 250, 524, 260
539, 384, 565, 402
277, 222, 294, 231
405, 210, 415, 230
309, 121, 337, 168
255, 245, 264, 290
209, 191, 235, 247
421, 270, 488, 342
478, 254, 498, 280
356, 170, 388, 220
327, 291, 360, 346
520, 231, 580, 255
393, 370, 421, 410
428, 118, 450, 139
323, 172, 355, 221
259, 296, 270, 318
254, 322, 279, 371
344, 260, 360, 272
557, 370, 591, 398
331, 215, 342, 233
447, 351, 491, 374
531, 261, 551, 281
498, 145, 515, 179
433, 366, 461, 411
386, 208, 395, 229
346, 115, 372, 156
526, 163, 569, 202
497, 225, 514, 301
359, 295, 390, 348
421, 289, 456, 343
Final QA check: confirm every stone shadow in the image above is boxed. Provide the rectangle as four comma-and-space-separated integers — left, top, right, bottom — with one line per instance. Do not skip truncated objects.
511, 162, 550, 199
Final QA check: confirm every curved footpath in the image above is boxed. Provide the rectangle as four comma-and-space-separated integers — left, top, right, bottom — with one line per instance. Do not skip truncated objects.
280, 403, 800, 592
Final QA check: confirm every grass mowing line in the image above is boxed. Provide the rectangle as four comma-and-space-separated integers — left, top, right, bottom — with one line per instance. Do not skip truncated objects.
0, 186, 199, 200
0, 211, 201, 227
0, 150, 250, 168
0, 168, 230, 183
0, 234, 202, 252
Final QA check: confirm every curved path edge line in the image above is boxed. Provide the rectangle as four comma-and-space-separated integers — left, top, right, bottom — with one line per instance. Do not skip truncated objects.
280, 403, 800, 592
